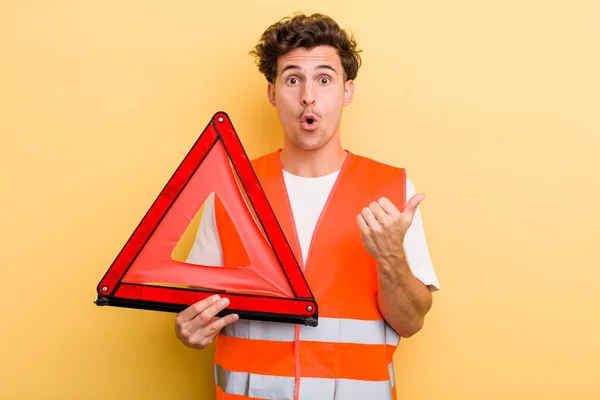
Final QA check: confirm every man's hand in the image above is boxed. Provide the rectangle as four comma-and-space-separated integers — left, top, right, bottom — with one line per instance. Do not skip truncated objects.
356, 194, 425, 263
356, 193, 432, 338
175, 295, 239, 349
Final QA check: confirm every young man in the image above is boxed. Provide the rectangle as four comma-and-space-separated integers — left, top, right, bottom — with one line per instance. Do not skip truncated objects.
175, 13, 440, 400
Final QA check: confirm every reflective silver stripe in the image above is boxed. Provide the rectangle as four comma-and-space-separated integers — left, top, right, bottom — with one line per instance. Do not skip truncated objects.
299, 376, 394, 400
215, 364, 248, 397
389, 362, 395, 387
222, 317, 401, 347
300, 317, 401, 346
297, 375, 395, 399
215, 364, 294, 399
385, 323, 401, 347
299, 318, 382, 344
298, 377, 334, 399
221, 319, 295, 342
215, 364, 395, 400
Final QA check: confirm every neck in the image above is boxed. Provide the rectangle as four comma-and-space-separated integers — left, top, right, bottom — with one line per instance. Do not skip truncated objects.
280, 138, 346, 178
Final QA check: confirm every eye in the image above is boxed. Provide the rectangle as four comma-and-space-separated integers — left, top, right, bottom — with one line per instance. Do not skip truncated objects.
287, 77, 299, 85
319, 77, 331, 85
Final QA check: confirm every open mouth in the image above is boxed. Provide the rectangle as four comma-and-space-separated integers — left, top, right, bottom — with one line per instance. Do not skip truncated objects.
301, 114, 318, 130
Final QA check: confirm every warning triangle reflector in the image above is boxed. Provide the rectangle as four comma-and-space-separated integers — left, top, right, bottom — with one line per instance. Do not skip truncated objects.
95, 111, 318, 326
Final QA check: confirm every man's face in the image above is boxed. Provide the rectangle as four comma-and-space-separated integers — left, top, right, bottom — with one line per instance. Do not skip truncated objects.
268, 45, 354, 151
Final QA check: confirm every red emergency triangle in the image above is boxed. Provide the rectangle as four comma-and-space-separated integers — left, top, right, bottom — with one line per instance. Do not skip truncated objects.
95, 112, 318, 326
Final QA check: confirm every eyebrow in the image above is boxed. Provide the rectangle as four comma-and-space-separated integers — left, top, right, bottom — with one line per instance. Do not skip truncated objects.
280, 64, 338, 75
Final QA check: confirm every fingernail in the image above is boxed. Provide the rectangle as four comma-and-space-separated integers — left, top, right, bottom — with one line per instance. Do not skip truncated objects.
221, 298, 230, 306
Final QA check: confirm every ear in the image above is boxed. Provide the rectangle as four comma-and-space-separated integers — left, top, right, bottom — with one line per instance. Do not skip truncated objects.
343, 80, 354, 106
267, 82, 276, 107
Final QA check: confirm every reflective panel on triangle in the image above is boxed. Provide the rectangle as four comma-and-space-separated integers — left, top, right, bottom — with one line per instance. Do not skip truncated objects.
120, 139, 293, 298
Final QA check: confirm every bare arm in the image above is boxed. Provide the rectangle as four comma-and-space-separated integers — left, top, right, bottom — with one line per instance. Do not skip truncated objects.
376, 248, 432, 337
357, 195, 433, 338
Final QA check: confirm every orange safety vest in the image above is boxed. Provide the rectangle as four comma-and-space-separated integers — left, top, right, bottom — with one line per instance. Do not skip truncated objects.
213, 149, 406, 400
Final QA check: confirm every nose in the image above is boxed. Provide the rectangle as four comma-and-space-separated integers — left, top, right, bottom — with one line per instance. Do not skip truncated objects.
301, 81, 316, 107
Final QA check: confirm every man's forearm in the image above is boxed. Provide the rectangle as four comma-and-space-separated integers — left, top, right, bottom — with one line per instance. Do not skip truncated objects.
377, 250, 433, 338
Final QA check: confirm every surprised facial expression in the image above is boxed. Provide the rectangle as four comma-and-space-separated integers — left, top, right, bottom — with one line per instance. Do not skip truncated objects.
268, 45, 354, 151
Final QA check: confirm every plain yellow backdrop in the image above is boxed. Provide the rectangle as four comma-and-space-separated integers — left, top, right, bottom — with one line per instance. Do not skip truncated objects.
1, 0, 599, 399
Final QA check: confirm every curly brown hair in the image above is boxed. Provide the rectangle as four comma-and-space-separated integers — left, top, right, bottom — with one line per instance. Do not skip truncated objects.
250, 13, 362, 83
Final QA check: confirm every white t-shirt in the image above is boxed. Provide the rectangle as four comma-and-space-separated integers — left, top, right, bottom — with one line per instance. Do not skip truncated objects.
186, 171, 440, 291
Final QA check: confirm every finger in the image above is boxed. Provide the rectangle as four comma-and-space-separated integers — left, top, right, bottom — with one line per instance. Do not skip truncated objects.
404, 193, 426, 220
368, 201, 388, 222
377, 197, 401, 218
356, 214, 370, 234
177, 294, 221, 323
187, 297, 232, 333
361, 206, 379, 227
202, 313, 240, 338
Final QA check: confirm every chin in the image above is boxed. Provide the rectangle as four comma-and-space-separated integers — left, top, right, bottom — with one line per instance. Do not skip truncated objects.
286, 128, 333, 151
298, 144, 322, 151
296, 138, 329, 151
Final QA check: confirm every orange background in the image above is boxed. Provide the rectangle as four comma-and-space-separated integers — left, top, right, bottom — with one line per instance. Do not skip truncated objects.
1, 0, 599, 399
